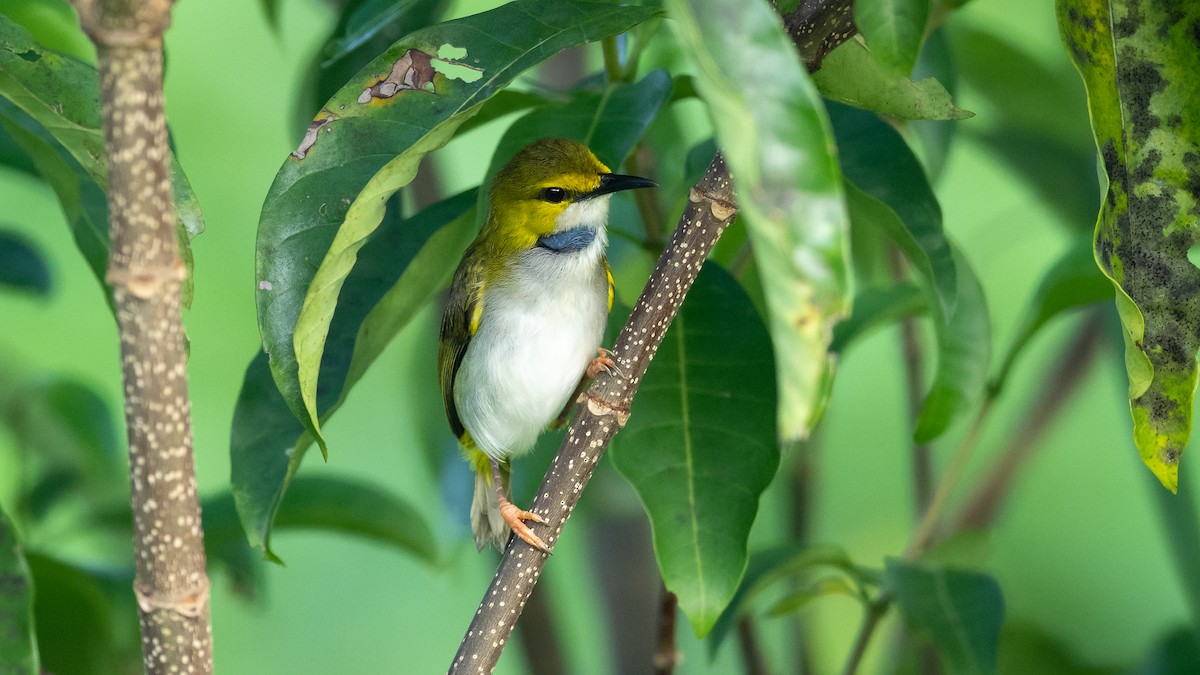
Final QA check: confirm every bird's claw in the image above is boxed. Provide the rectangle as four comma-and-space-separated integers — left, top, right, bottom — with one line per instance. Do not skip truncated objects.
499, 500, 550, 552
587, 348, 624, 379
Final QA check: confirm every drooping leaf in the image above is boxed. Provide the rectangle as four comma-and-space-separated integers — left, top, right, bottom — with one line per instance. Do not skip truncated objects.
611, 265, 778, 636
831, 101, 955, 314
707, 543, 869, 656
830, 283, 927, 353
234, 189, 474, 557
668, 0, 853, 442
845, 187, 990, 441
991, 240, 1112, 392
813, 36, 972, 121
910, 27, 961, 181
207, 476, 437, 595
256, 1, 659, 457
886, 558, 1004, 675
474, 69, 673, 225
854, 0, 931, 76
835, 103, 989, 441
1058, 0, 1200, 491
0, 16, 203, 306
0, 230, 50, 295
0, 506, 37, 675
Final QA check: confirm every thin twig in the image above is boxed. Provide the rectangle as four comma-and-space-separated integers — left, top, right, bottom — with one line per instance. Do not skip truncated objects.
889, 247, 933, 514
736, 616, 770, 675
69, 0, 213, 672
950, 311, 1103, 532
653, 587, 680, 674
840, 592, 891, 675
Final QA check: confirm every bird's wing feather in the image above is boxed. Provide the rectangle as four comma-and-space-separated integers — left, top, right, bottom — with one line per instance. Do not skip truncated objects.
438, 246, 486, 441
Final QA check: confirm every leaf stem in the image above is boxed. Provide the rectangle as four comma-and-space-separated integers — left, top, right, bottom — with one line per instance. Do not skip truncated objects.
601, 35, 623, 83
905, 398, 994, 560
840, 591, 892, 675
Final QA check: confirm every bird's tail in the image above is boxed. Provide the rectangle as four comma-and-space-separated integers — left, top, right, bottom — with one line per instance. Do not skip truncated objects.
467, 446, 510, 551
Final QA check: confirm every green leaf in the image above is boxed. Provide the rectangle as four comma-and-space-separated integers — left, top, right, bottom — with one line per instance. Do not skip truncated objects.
834, 103, 989, 442
846, 188, 990, 442
813, 36, 972, 120
275, 476, 438, 563
256, 0, 659, 456
453, 88, 554, 136
0, 230, 50, 295
886, 558, 1004, 675
210, 476, 437, 592
611, 265, 779, 636
831, 102, 955, 314
766, 575, 858, 616
234, 189, 475, 557
830, 283, 927, 353
26, 553, 137, 675
1058, 0, 1200, 491
474, 69, 673, 224
0, 15, 203, 307
991, 240, 1111, 393
707, 543, 867, 656
854, 0, 930, 76
323, 0, 451, 68
913, 245, 989, 442
0, 506, 37, 675
667, 0, 853, 442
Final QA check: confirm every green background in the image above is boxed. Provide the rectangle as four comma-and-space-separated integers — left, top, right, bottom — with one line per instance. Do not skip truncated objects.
0, 0, 1190, 672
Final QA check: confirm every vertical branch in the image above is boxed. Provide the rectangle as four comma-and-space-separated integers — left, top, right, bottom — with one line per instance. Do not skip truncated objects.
889, 248, 933, 514
70, 1, 213, 673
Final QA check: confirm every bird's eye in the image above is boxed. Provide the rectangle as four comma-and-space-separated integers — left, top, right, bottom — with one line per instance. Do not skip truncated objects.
540, 187, 568, 204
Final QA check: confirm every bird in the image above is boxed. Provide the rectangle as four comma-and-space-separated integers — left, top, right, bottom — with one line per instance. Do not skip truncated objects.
438, 137, 656, 552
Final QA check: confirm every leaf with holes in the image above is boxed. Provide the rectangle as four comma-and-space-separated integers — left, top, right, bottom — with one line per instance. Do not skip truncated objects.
1058, 0, 1200, 491
255, 0, 659, 458
611, 265, 778, 636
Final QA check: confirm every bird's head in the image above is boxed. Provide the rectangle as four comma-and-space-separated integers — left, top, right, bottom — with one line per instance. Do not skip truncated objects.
484, 137, 655, 250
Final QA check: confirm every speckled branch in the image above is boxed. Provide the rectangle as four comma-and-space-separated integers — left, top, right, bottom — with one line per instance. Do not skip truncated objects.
71, 1, 213, 673
449, 3, 855, 673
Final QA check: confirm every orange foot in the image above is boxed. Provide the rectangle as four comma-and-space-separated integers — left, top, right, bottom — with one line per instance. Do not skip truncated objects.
499, 497, 550, 552
586, 348, 623, 379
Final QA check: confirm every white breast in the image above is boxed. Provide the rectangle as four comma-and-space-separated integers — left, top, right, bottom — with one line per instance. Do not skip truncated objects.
454, 206, 610, 461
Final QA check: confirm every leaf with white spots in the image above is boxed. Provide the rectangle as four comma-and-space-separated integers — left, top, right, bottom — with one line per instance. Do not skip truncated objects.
611, 265, 778, 636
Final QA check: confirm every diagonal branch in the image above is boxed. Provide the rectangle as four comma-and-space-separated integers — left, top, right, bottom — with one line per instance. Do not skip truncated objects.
449, 3, 855, 673
70, 1, 213, 673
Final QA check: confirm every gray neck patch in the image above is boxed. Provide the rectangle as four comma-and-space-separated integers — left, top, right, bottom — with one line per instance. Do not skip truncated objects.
536, 227, 596, 253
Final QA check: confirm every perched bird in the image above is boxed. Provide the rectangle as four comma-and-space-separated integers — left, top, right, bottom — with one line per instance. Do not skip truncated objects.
438, 137, 655, 551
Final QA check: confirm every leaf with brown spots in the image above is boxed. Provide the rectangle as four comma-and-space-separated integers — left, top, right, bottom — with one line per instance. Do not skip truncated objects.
1058, 0, 1200, 491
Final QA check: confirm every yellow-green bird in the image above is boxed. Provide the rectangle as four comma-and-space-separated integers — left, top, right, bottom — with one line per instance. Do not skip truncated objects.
438, 137, 655, 552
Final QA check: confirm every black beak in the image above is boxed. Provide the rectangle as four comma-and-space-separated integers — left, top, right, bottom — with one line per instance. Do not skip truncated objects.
583, 173, 657, 200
